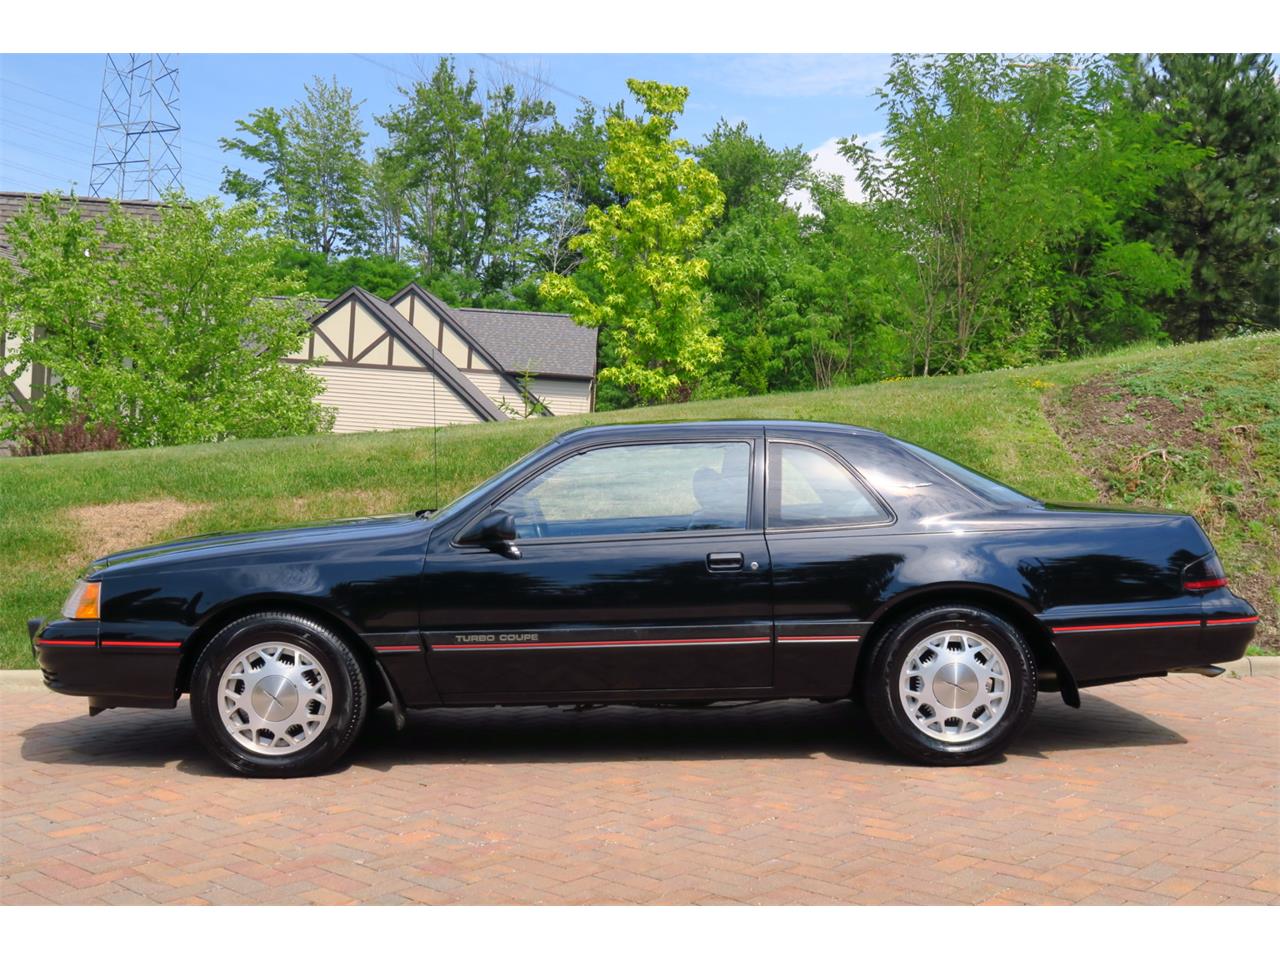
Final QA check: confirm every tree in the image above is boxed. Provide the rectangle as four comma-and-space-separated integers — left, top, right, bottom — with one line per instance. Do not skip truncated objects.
1128, 54, 1280, 340
694, 121, 813, 395
378, 57, 555, 294
696, 119, 810, 216
843, 54, 1199, 374
541, 80, 725, 405
221, 76, 374, 256
535, 101, 624, 277
0, 194, 331, 448
276, 246, 418, 301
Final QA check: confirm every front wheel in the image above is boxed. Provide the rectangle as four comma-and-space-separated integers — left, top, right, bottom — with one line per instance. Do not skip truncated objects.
190, 612, 368, 777
861, 605, 1037, 765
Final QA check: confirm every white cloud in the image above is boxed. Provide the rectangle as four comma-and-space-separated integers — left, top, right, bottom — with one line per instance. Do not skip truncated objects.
788, 132, 884, 214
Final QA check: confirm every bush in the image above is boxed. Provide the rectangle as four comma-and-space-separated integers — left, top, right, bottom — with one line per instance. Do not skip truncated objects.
17, 414, 122, 456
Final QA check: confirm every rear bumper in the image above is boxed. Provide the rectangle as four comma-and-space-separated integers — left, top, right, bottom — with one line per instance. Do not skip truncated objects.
32, 617, 180, 710
1041, 592, 1257, 686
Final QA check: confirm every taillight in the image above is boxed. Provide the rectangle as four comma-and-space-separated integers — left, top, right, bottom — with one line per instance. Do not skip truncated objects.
1183, 554, 1228, 592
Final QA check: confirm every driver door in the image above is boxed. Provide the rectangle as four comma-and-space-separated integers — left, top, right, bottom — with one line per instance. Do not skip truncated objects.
420, 435, 773, 698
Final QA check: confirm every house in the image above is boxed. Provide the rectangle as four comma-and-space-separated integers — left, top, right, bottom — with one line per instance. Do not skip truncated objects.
283, 284, 596, 432
1, 191, 164, 413
2, 191, 599, 436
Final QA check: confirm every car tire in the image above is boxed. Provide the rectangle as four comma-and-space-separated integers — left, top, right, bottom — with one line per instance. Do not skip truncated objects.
861, 605, 1036, 766
190, 612, 367, 778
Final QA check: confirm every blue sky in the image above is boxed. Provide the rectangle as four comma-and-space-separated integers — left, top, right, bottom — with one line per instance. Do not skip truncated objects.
0, 53, 891, 200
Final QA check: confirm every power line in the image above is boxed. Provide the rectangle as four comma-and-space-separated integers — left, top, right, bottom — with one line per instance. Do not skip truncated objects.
351, 51, 598, 109
1, 76, 98, 113
1, 75, 226, 157
351, 53, 417, 82
475, 53, 596, 107
2, 136, 221, 189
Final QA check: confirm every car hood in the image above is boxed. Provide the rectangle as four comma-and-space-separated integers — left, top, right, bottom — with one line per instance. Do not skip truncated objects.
88, 513, 429, 574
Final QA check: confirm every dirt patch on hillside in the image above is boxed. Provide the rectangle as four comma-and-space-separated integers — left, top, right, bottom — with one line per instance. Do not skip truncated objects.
64, 498, 202, 566
1046, 380, 1212, 494
1044, 376, 1277, 652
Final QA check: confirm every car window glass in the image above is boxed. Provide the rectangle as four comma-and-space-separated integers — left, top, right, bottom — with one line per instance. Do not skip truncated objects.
499, 441, 752, 539
768, 443, 888, 528
896, 440, 1039, 507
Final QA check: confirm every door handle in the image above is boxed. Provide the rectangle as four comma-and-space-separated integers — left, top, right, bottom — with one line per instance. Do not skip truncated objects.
706, 552, 744, 572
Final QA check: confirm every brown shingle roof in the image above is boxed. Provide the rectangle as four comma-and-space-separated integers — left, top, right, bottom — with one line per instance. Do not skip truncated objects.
453, 306, 598, 380
0, 192, 165, 263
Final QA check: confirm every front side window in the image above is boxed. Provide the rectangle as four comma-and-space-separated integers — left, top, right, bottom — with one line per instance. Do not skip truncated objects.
498, 441, 752, 540
767, 442, 889, 529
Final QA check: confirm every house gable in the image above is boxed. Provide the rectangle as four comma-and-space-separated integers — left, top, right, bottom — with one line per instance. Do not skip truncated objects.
388, 283, 545, 415
288, 287, 508, 427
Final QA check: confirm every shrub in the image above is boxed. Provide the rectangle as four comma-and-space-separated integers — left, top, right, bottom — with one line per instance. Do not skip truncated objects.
16, 414, 123, 456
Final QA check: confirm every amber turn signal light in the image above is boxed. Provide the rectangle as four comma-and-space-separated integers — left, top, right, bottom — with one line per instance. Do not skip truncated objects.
62, 580, 101, 620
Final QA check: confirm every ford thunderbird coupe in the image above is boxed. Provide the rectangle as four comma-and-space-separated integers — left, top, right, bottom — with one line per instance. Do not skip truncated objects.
30, 421, 1257, 776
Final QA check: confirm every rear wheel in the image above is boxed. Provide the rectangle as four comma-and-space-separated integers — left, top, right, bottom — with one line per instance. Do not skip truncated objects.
862, 605, 1036, 765
190, 612, 367, 777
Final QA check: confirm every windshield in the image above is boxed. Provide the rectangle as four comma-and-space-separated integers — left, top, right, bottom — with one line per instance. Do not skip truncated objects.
426, 443, 552, 525
895, 440, 1040, 508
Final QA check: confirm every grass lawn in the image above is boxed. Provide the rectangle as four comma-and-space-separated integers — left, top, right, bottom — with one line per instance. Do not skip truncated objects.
2, 333, 1276, 668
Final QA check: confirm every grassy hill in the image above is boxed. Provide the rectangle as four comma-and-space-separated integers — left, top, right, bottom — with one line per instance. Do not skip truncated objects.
2, 333, 1276, 668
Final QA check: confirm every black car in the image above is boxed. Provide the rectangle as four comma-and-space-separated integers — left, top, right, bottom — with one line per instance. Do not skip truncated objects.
30, 420, 1258, 776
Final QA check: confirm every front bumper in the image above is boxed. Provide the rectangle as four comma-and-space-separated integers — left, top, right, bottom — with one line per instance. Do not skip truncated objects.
31, 617, 180, 710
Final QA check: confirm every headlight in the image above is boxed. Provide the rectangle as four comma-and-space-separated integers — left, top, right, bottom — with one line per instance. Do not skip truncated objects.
61, 580, 101, 620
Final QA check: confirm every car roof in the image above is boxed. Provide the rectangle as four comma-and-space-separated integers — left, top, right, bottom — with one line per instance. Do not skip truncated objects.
552, 419, 887, 445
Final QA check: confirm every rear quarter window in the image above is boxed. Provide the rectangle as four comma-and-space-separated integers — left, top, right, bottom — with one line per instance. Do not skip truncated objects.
767, 442, 889, 529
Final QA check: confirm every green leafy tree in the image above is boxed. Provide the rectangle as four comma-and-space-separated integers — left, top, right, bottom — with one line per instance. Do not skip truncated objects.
379, 57, 555, 294
221, 75, 374, 256
843, 54, 1199, 373
541, 80, 725, 405
0, 194, 331, 448
536, 101, 625, 277
276, 246, 418, 300
694, 120, 909, 394
697, 119, 811, 216
1128, 54, 1280, 340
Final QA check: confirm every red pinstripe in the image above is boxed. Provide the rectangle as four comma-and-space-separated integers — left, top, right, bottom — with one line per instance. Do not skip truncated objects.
430, 640, 768, 655
777, 635, 861, 642
1052, 619, 1201, 634
1206, 616, 1259, 626
36, 639, 96, 647
101, 641, 182, 648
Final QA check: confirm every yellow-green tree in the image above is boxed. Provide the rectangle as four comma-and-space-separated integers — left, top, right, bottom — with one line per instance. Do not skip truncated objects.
541, 80, 724, 404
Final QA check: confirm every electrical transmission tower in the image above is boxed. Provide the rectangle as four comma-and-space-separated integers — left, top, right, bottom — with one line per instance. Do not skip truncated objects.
89, 54, 182, 200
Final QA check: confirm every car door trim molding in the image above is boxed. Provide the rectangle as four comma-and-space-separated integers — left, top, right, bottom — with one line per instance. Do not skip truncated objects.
775, 619, 872, 643
431, 636, 773, 651
1051, 618, 1202, 634
423, 622, 774, 652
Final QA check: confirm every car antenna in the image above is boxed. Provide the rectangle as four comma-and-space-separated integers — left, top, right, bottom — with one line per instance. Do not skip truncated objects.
417, 372, 440, 519
433, 374, 439, 511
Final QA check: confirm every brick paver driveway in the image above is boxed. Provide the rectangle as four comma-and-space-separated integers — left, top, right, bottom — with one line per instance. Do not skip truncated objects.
2, 672, 1277, 905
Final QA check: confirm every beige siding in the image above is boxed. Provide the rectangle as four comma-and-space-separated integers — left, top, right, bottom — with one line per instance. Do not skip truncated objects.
440, 324, 469, 367
398, 294, 444, 345
2, 332, 32, 403
531, 376, 593, 415
465, 370, 527, 415
350, 302, 383, 358
313, 364, 482, 433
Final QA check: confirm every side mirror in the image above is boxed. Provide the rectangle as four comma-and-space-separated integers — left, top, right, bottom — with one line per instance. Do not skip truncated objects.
459, 508, 521, 559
